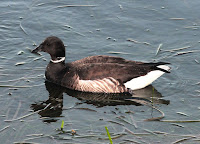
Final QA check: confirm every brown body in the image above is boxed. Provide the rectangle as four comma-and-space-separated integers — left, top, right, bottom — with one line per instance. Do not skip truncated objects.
45, 55, 169, 93
32, 36, 170, 93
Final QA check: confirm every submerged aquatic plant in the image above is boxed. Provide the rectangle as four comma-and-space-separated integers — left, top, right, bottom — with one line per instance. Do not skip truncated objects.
105, 126, 113, 144
61, 120, 64, 131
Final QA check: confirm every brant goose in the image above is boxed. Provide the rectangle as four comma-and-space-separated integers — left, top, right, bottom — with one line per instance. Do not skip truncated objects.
32, 36, 170, 93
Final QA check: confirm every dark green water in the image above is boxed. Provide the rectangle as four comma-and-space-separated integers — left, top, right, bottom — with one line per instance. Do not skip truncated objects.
0, 0, 200, 143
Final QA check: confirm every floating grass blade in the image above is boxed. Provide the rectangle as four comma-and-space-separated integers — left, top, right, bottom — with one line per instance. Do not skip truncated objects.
152, 87, 154, 105
160, 120, 200, 123
15, 62, 26, 66
0, 125, 10, 133
105, 126, 113, 144
57, 5, 97, 8
155, 43, 162, 56
4, 103, 51, 122
61, 120, 64, 130
0, 85, 31, 88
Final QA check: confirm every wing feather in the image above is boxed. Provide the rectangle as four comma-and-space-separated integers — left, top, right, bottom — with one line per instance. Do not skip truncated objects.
76, 77, 128, 93
64, 55, 170, 93
71, 55, 143, 65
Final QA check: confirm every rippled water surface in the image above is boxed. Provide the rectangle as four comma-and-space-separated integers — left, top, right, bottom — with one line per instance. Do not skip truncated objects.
0, 0, 200, 143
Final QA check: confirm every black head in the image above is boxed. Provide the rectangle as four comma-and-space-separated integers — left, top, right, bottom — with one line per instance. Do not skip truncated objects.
32, 36, 65, 60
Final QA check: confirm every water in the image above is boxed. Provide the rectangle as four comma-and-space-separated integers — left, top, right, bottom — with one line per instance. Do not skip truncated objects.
0, 0, 200, 143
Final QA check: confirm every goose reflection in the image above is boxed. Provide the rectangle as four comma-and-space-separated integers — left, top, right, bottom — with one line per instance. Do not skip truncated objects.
31, 81, 169, 122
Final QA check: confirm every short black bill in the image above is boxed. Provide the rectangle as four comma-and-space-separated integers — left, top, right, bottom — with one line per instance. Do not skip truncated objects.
31, 45, 42, 55
31, 44, 43, 54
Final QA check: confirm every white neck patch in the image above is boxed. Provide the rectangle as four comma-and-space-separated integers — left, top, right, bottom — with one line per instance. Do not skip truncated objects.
50, 57, 65, 63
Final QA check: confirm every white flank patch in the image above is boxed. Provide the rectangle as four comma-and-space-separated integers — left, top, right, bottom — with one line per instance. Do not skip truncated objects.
124, 65, 170, 90
157, 65, 171, 72
51, 57, 65, 63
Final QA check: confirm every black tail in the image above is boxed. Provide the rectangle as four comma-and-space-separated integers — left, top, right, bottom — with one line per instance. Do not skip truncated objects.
143, 62, 171, 73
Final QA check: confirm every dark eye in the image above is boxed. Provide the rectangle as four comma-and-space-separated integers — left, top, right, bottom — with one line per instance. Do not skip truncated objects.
46, 43, 50, 46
